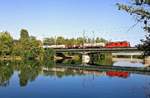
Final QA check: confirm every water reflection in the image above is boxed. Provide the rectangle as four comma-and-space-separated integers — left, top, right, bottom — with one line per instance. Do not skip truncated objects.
0, 60, 149, 88
113, 61, 144, 67
0, 54, 147, 88
18, 61, 41, 87
0, 61, 13, 87
0, 60, 54, 87
0, 60, 150, 98
42, 67, 130, 79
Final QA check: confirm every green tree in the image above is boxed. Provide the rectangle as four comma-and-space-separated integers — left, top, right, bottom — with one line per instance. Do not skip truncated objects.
20, 29, 29, 40
76, 37, 85, 45
19, 29, 44, 60
29, 36, 41, 48
0, 32, 13, 56
95, 37, 107, 43
19, 29, 30, 50
117, 0, 150, 56
56, 36, 65, 45
87, 38, 92, 43
43, 37, 55, 45
65, 38, 76, 46
12, 40, 22, 57
0, 32, 13, 50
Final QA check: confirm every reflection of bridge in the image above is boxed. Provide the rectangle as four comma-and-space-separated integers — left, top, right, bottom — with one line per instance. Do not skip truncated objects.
42, 65, 150, 78
54, 47, 142, 54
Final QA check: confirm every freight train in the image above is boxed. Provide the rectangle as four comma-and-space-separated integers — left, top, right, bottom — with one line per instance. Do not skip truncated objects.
43, 41, 130, 49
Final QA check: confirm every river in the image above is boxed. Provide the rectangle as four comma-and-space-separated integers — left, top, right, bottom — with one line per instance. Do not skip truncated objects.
0, 58, 149, 98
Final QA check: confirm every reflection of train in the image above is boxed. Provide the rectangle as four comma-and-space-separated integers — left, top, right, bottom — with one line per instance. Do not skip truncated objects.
106, 71, 129, 78
43, 41, 130, 49
43, 67, 130, 78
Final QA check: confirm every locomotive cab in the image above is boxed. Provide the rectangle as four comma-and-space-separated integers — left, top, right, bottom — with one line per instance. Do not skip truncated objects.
105, 41, 130, 48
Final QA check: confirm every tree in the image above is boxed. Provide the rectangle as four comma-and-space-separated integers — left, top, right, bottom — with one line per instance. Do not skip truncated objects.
29, 36, 41, 48
19, 29, 44, 60
20, 29, 29, 40
76, 37, 83, 45
95, 37, 107, 43
19, 29, 30, 50
12, 40, 22, 56
0, 32, 13, 50
64, 38, 76, 46
43, 37, 55, 45
56, 36, 65, 45
117, 0, 150, 56
87, 38, 92, 43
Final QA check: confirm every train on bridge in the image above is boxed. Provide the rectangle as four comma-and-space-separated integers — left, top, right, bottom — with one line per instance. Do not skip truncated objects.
43, 41, 130, 49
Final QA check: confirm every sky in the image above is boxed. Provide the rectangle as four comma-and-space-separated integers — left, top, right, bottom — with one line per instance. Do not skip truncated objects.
0, 0, 146, 46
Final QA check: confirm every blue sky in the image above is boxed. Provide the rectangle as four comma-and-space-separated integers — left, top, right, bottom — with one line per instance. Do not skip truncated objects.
0, 0, 145, 46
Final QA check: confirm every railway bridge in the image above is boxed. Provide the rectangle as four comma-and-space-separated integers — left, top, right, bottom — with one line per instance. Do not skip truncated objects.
44, 47, 150, 66
54, 47, 142, 55
53, 47, 143, 61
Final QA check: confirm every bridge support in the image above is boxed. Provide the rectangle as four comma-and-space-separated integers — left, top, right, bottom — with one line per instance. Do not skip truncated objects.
144, 56, 150, 67
131, 55, 133, 61
82, 54, 90, 64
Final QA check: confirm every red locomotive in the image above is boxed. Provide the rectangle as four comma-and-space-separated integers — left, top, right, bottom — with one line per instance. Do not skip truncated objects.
105, 41, 130, 48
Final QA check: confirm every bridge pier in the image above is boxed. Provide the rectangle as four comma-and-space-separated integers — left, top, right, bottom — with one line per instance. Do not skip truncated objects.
82, 54, 90, 64
144, 56, 150, 67
130, 55, 133, 61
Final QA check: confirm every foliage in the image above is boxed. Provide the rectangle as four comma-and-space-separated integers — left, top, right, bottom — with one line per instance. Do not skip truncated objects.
56, 36, 65, 45
117, 0, 150, 56
0, 29, 107, 61
89, 53, 112, 66
43, 37, 55, 45
95, 37, 108, 43
0, 62, 13, 87
43, 36, 107, 46
43, 48, 55, 60
20, 29, 29, 41
0, 29, 54, 61
0, 32, 13, 51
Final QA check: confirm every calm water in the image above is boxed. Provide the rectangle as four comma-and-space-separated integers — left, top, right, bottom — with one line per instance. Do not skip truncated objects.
0, 60, 150, 98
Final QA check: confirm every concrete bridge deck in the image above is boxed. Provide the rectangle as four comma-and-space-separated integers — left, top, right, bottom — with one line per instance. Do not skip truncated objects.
54, 47, 141, 53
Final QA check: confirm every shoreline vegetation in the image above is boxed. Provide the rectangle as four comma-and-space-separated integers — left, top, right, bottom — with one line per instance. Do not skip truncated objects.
0, 29, 107, 61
